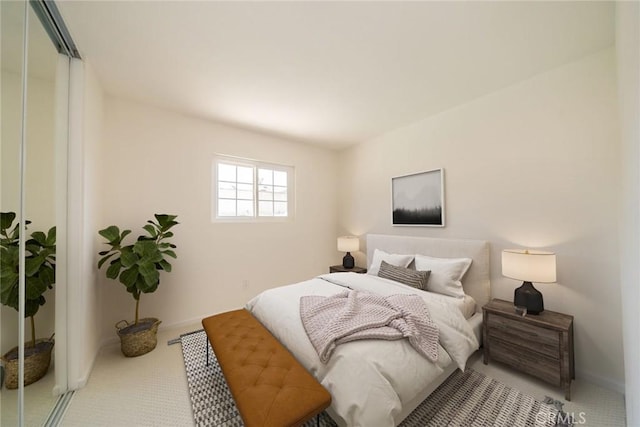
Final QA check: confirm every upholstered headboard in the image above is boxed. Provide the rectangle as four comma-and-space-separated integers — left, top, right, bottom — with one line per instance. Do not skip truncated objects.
366, 234, 491, 310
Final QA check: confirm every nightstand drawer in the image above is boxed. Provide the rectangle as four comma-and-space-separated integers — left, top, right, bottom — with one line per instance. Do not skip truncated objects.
487, 315, 559, 358
483, 299, 574, 400
489, 338, 561, 387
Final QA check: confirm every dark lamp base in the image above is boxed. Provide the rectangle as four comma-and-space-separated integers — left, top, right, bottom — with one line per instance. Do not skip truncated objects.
514, 281, 544, 315
342, 252, 354, 269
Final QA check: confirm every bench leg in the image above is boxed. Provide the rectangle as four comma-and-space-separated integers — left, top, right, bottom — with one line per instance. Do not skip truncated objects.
206, 339, 210, 367
317, 413, 320, 427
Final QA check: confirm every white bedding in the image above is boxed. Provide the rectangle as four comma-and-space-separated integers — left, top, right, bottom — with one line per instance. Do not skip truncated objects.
427, 291, 477, 319
245, 272, 479, 427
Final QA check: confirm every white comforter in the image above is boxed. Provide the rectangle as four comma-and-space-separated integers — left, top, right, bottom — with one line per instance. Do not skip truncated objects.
245, 273, 479, 427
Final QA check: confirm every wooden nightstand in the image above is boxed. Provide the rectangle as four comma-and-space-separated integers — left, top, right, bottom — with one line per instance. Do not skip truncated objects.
329, 265, 367, 274
482, 298, 575, 400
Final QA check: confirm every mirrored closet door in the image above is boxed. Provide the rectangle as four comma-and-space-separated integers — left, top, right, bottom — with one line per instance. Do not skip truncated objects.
1, 0, 71, 424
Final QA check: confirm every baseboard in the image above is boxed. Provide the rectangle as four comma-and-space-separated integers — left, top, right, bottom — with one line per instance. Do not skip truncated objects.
99, 335, 119, 349
98, 314, 208, 350
74, 374, 89, 389
576, 369, 625, 394
158, 315, 208, 332
75, 346, 100, 389
67, 351, 99, 391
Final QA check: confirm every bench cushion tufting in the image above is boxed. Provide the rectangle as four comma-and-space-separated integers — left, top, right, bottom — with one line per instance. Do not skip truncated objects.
202, 309, 331, 427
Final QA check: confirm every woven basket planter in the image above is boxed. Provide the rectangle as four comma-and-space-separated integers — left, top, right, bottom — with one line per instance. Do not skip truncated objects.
1, 339, 54, 389
116, 318, 161, 357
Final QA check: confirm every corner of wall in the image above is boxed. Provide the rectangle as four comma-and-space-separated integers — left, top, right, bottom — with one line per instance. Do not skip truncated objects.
615, 1, 640, 423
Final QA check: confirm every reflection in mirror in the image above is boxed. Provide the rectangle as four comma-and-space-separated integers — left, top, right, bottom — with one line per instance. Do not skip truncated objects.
22, 4, 59, 423
1, 1, 26, 424
1, 2, 61, 425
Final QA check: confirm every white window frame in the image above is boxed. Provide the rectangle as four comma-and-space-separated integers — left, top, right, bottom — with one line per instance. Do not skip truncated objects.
212, 155, 295, 222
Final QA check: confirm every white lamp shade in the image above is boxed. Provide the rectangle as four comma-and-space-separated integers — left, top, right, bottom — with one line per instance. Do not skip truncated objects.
337, 236, 359, 252
502, 249, 557, 283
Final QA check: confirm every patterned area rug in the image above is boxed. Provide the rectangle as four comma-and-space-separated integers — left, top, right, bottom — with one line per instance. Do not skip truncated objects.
181, 330, 560, 427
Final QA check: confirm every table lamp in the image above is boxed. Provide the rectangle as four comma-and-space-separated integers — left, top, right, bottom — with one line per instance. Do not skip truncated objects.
502, 249, 556, 315
337, 236, 359, 269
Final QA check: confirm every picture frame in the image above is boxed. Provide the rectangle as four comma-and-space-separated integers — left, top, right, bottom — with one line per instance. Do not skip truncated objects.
392, 168, 445, 227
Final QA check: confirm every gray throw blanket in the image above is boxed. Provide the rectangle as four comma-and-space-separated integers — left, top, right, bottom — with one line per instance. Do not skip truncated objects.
300, 290, 439, 363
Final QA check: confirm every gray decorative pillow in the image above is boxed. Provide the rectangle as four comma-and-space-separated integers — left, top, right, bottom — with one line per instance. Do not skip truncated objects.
378, 260, 430, 290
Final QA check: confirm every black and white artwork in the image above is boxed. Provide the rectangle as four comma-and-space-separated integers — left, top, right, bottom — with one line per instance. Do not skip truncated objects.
392, 169, 444, 227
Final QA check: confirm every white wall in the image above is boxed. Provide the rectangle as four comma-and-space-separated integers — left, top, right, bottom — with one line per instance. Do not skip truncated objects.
24, 73, 57, 347
1, 69, 24, 356
97, 96, 338, 343
616, 1, 640, 423
80, 60, 104, 386
1, 70, 57, 354
337, 48, 624, 391
66, 59, 104, 389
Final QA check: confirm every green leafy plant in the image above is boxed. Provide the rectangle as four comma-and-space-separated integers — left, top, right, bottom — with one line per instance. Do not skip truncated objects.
98, 214, 178, 325
0, 212, 56, 348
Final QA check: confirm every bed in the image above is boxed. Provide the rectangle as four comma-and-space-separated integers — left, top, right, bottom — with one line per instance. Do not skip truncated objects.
245, 234, 490, 427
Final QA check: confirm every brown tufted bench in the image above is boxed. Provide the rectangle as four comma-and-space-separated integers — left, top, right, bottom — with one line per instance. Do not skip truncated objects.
202, 309, 332, 427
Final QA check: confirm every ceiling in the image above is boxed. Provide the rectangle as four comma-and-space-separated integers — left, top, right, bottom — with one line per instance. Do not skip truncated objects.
57, 1, 614, 149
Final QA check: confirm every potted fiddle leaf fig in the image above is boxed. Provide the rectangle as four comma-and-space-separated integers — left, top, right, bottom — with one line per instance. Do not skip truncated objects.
98, 214, 178, 357
0, 211, 56, 389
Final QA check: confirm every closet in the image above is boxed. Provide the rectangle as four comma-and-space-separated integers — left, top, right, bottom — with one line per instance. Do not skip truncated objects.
1, 1, 78, 424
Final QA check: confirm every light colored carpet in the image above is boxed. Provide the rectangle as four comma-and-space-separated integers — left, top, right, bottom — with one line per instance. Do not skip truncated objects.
61, 323, 196, 427
62, 321, 626, 427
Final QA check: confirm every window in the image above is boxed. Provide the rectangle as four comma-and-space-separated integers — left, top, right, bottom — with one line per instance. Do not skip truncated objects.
213, 156, 295, 221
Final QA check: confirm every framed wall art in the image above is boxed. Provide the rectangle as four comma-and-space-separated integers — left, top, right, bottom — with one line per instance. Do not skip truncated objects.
392, 168, 445, 227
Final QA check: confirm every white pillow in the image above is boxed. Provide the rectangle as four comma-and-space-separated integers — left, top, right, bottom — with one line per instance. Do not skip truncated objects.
367, 249, 414, 276
414, 254, 472, 298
